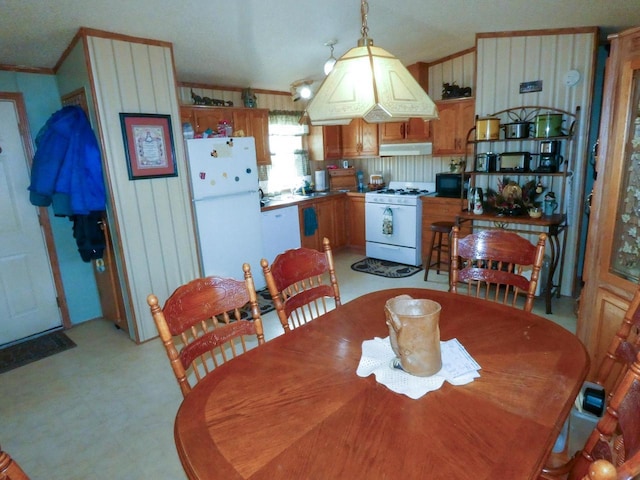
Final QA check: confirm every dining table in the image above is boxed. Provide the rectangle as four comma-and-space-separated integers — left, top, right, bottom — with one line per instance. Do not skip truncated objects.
173, 288, 589, 480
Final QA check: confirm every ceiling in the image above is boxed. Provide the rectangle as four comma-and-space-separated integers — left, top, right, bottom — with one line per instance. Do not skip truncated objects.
2, 0, 640, 93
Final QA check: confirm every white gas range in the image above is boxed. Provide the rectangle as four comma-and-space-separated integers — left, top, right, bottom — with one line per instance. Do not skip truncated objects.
365, 181, 435, 266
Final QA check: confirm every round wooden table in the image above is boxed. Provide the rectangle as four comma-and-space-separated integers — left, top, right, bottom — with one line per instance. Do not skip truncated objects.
174, 288, 589, 479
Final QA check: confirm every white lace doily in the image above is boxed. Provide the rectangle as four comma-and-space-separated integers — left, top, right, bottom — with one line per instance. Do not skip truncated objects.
356, 337, 481, 400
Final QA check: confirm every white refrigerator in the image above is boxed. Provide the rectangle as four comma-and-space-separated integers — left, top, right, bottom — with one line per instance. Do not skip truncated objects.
185, 137, 265, 290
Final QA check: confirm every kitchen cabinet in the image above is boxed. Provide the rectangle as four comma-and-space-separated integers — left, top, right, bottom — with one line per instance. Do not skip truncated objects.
306, 125, 342, 161
341, 118, 378, 158
346, 193, 365, 250
432, 98, 475, 155
298, 195, 347, 251
180, 105, 271, 165
578, 26, 640, 380
379, 118, 431, 143
420, 196, 469, 267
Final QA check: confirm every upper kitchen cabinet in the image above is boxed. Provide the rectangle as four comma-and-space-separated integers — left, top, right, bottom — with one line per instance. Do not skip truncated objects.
379, 118, 431, 143
232, 108, 271, 165
180, 106, 271, 165
341, 118, 378, 158
432, 98, 475, 155
380, 62, 432, 143
306, 125, 342, 161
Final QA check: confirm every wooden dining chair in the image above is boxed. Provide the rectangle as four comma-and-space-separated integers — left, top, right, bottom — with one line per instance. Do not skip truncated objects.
541, 352, 640, 480
591, 285, 640, 398
449, 226, 547, 313
0, 444, 30, 480
260, 237, 341, 333
579, 456, 640, 480
147, 263, 265, 398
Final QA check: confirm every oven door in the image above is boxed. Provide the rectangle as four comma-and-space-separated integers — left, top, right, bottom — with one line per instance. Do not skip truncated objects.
365, 202, 421, 266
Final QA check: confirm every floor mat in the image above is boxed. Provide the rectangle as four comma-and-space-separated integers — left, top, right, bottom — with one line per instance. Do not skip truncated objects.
235, 288, 275, 320
351, 258, 423, 278
0, 330, 76, 374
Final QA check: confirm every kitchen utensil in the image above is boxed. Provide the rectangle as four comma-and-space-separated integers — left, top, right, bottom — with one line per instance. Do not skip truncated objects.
535, 113, 564, 137
475, 117, 500, 141
503, 121, 532, 139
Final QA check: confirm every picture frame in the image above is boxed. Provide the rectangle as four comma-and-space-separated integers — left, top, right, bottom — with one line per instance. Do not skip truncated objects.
119, 113, 177, 180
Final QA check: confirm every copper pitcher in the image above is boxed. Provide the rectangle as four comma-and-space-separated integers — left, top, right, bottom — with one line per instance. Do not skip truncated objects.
384, 295, 442, 377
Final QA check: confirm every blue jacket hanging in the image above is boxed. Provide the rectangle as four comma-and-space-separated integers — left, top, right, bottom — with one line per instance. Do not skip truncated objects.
28, 105, 106, 216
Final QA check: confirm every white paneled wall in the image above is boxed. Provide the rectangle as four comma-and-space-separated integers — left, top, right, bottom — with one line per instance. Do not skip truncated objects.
428, 51, 476, 100
476, 30, 597, 296
87, 36, 199, 342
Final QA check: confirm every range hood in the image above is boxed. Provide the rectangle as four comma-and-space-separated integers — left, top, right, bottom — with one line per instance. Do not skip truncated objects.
378, 142, 433, 157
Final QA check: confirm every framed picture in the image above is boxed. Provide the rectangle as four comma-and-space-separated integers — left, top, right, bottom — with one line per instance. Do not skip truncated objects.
119, 113, 177, 180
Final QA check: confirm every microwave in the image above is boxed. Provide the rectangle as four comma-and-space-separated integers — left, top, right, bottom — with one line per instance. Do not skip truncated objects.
436, 172, 470, 198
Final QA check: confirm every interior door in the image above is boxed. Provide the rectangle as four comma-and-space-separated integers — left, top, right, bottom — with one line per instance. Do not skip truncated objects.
0, 94, 62, 346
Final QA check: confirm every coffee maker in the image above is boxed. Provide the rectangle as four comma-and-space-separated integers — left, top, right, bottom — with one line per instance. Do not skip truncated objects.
537, 140, 561, 173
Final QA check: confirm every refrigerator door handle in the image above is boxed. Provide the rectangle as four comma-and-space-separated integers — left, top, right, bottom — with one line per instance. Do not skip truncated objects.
193, 190, 259, 202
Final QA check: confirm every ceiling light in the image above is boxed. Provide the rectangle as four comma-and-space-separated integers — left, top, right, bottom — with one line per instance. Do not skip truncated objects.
323, 40, 337, 75
290, 79, 314, 102
306, 0, 439, 126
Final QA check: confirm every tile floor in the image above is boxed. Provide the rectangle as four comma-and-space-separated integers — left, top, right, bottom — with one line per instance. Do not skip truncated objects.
0, 249, 578, 479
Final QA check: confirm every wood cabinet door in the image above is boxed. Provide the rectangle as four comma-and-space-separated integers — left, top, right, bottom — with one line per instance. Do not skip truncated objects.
316, 199, 335, 249
380, 122, 405, 142
347, 195, 366, 248
341, 121, 361, 158
324, 126, 342, 160
193, 108, 228, 133
360, 120, 378, 156
331, 196, 348, 248
432, 101, 460, 155
232, 109, 271, 165
180, 106, 194, 128
432, 99, 474, 155
577, 29, 640, 379
298, 203, 319, 250
405, 118, 431, 141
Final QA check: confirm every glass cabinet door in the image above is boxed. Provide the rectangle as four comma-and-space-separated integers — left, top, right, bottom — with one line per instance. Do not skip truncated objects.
611, 62, 640, 281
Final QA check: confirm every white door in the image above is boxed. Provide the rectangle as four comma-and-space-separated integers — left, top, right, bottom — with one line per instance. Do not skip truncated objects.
0, 96, 61, 346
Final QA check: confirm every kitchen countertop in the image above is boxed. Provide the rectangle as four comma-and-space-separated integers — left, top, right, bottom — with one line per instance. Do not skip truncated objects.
261, 190, 361, 211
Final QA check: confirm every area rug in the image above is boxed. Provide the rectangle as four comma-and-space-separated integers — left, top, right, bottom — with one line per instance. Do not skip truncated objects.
351, 258, 423, 278
235, 288, 275, 320
0, 330, 76, 374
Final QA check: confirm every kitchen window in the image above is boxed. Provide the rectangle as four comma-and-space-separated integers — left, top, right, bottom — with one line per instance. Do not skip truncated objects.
268, 111, 308, 193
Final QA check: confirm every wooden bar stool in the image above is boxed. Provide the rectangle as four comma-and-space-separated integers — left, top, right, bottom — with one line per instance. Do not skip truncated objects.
424, 221, 454, 281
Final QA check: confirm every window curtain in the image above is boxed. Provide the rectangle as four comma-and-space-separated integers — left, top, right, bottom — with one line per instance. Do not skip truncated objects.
268, 110, 308, 136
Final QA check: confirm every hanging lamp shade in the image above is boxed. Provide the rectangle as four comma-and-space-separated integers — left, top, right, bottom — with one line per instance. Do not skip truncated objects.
306, 1, 438, 126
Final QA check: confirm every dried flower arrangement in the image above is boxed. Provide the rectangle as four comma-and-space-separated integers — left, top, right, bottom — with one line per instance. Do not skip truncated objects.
485, 177, 544, 216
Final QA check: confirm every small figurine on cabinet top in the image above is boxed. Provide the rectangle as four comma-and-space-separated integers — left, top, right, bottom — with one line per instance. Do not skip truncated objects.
242, 88, 257, 108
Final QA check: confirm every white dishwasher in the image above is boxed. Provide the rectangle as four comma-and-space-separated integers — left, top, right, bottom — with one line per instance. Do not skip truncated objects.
261, 205, 301, 264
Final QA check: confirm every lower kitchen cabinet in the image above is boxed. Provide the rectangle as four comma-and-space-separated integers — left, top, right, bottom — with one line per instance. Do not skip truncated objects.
298, 196, 347, 251
346, 193, 365, 249
421, 196, 470, 267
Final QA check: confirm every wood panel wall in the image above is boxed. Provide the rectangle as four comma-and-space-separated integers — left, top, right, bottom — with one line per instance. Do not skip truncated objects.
86, 35, 199, 342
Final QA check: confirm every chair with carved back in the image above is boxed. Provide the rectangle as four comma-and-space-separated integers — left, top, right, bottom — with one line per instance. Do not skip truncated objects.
579, 456, 640, 480
261, 237, 341, 333
146, 263, 265, 398
0, 445, 29, 480
449, 226, 547, 313
592, 285, 640, 400
541, 352, 640, 480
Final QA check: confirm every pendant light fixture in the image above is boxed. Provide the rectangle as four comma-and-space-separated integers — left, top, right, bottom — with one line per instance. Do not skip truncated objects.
323, 40, 337, 75
307, 0, 439, 126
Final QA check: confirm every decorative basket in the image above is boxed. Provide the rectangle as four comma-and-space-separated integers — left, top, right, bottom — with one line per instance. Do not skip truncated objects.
368, 183, 386, 191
